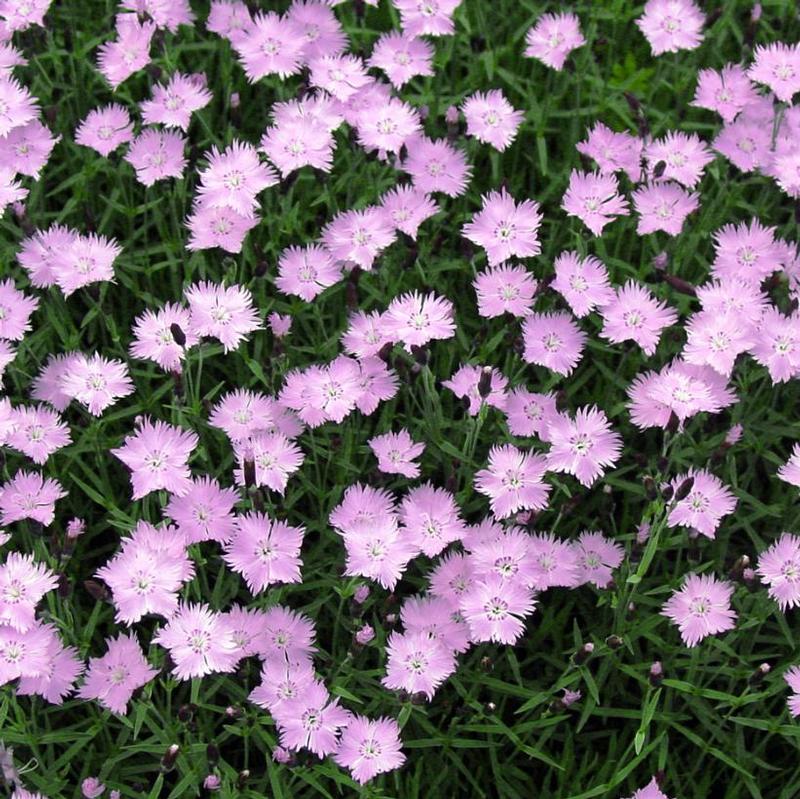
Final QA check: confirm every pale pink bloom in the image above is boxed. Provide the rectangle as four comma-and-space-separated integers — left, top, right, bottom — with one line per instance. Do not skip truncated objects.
379, 184, 439, 240
96, 521, 194, 624
7, 404, 71, 464
460, 574, 535, 644
693, 64, 759, 123
130, 302, 197, 371
0, 398, 14, 446
712, 117, 771, 172
343, 514, 416, 589
546, 407, 622, 488
0, 42, 26, 75
279, 365, 329, 428
0, 552, 57, 631
473, 263, 536, 319
778, 444, 800, 488
645, 132, 713, 188
304, 355, 363, 423
394, 0, 460, 36
124, 128, 187, 187
0, 167, 26, 212
234, 432, 304, 494
273, 681, 351, 756
186, 202, 259, 253
81, 778, 104, 799
469, 527, 537, 588
286, 0, 346, 59
400, 594, 470, 652
0, 0, 50, 31
461, 517, 506, 552
17, 223, 79, 289
462, 189, 542, 267
442, 363, 507, 415
402, 135, 471, 197
0, 619, 55, 687
0, 342, 14, 391
748, 43, 800, 102
662, 573, 737, 647
164, 476, 239, 544
96, 14, 155, 88
335, 78, 392, 127
197, 141, 278, 217
696, 278, 768, 326
382, 630, 456, 698
341, 309, 389, 359
141, 72, 212, 131
321, 206, 396, 270
356, 97, 421, 155
209, 388, 280, 442
561, 169, 629, 235
632, 182, 699, 236
0, 75, 37, 137
683, 311, 753, 376
0, 471, 64, 526
625, 778, 672, 799
260, 116, 334, 176
429, 552, 475, 605
153, 602, 239, 680
16, 628, 83, 704
576, 122, 643, 182
462, 90, 523, 151
504, 387, 557, 438
276, 244, 340, 301
668, 469, 736, 538
475, 444, 550, 519
329, 482, 397, 535
384, 290, 456, 349
368, 31, 434, 88
636, 0, 704, 55
355, 356, 400, 416
400, 482, 466, 556
249, 656, 316, 711
309, 54, 370, 100
0, 120, 58, 178
552, 251, 613, 317
756, 533, 800, 610
0, 278, 37, 341
185, 280, 261, 352
528, 532, 581, 590
334, 715, 406, 785
233, 11, 306, 81
59, 353, 133, 416
786, 666, 800, 716
369, 429, 424, 478
51, 232, 122, 297
207, 0, 252, 44
112, 417, 198, 499
711, 219, 784, 285
752, 308, 800, 383
271, 92, 343, 131
600, 281, 677, 356
121, 0, 195, 31
773, 149, 800, 198
574, 530, 624, 588
269, 312, 292, 338
521, 311, 586, 376
524, 12, 585, 70
254, 605, 316, 662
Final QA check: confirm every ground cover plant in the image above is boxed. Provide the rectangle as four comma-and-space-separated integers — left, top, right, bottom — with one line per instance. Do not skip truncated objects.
1, 0, 800, 797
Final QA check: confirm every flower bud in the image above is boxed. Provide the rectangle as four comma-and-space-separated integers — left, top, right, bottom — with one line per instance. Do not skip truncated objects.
161, 744, 180, 772
169, 323, 186, 347
649, 661, 664, 687
477, 366, 493, 398
748, 662, 770, 687
573, 642, 594, 665
674, 476, 695, 501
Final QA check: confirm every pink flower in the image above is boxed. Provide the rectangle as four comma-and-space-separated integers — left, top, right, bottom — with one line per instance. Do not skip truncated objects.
223, 512, 305, 592
402, 135, 471, 197
778, 444, 800, 488
429, 552, 475, 604
153, 602, 239, 680
0, 620, 53, 686
234, 431, 303, 494
60, 353, 134, 416
273, 681, 351, 756
112, 417, 198, 499
756, 533, 800, 610
711, 219, 784, 285
662, 573, 737, 647
16, 628, 83, 705
632, 182, 699, 235
0, 0, 50, 31
255, 605, 316, 662
383, 290, 456, 350
561, 169, 629, 235
0, 167, 27, 213
576, 122, 643, 182
668, 469, 736, 538
0, 120, 59, 179
356, 97, 421, 155
379, 185, 439, 240
600, 281, 677, 356
342, 514, 416, 589
552, 251, 613, 317
368, 31, 433, 88
321, 206, 396, 270
442, 363, 507, 415
0, 471, 65, 526
334, 715, 406, 785
504, 387, 557, 438
7, 404, 71, 464
18, 223, 79, 288
0, 278, 37, 341
197, 141, 278, 217
528, 532, 581, 590
0, 343, 14, 391
269, 312, 293, 338
75, 104, 134, 157
475, 444, 550, 519
30, 354, 79, 411
462, 90, 523, 151
713, 117, 771, 172
369, 429, 424, 478
625, 778, 672, 799
260, 116, 334, 176
574, 530, 624, 587
81, 778, 105, 799
186, 202, 259, 253
96, 14, 155, 88
130, 303, 197, 371
400, 482, 466, 556
207, 0, 252, 43
163, 476, 239, 544
382, 630, 456, 698
0, 75, 37, 137
308, 54, 370, 101
645, 132, 714, 188
469, 527, 537, 587
121, 0, 194, 31
233, 11, 306, 81
51, 232, 122, 297
697, 276, 770, 326
683, 311, 753, 376
355, 357, 397, 413
460, 574, 535, 644
462, 189, 542, 267
141, 72, 212, 131
400, 595, 470, 652
473, 263, 537, 318
96, 521, 194, 624
77, 633, 159, 714
286, 0, 346, 60
546, 406, 622, 487
185, 281, 261, 352
636, 0, 704, 55
249, 656, 316, 711
524, 12, 585, 70
329, 482, 397, 534
124, 128, 187, 187
752, 308, 800, 383
0, 552, 57, 631
209, 388, 281, 442
521, 311, 586, 376
692, 64, 759, 123
276, 244, 341, 301
341, 310, 389, 359
748, 43, 800, 103
394, 0, 461, 36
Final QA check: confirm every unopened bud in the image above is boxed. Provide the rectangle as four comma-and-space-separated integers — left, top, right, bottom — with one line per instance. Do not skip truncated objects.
674, 476, 695, 501
605, 634, 624, 650
161, 744, 180, 772
169, 323, 186, 346
749, 662, 770, 687
649, 661, 664, 687
84, 579, 110, 602
573, 642, 594, 665
477, 366, 493, 398
643, 476, 658, 501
